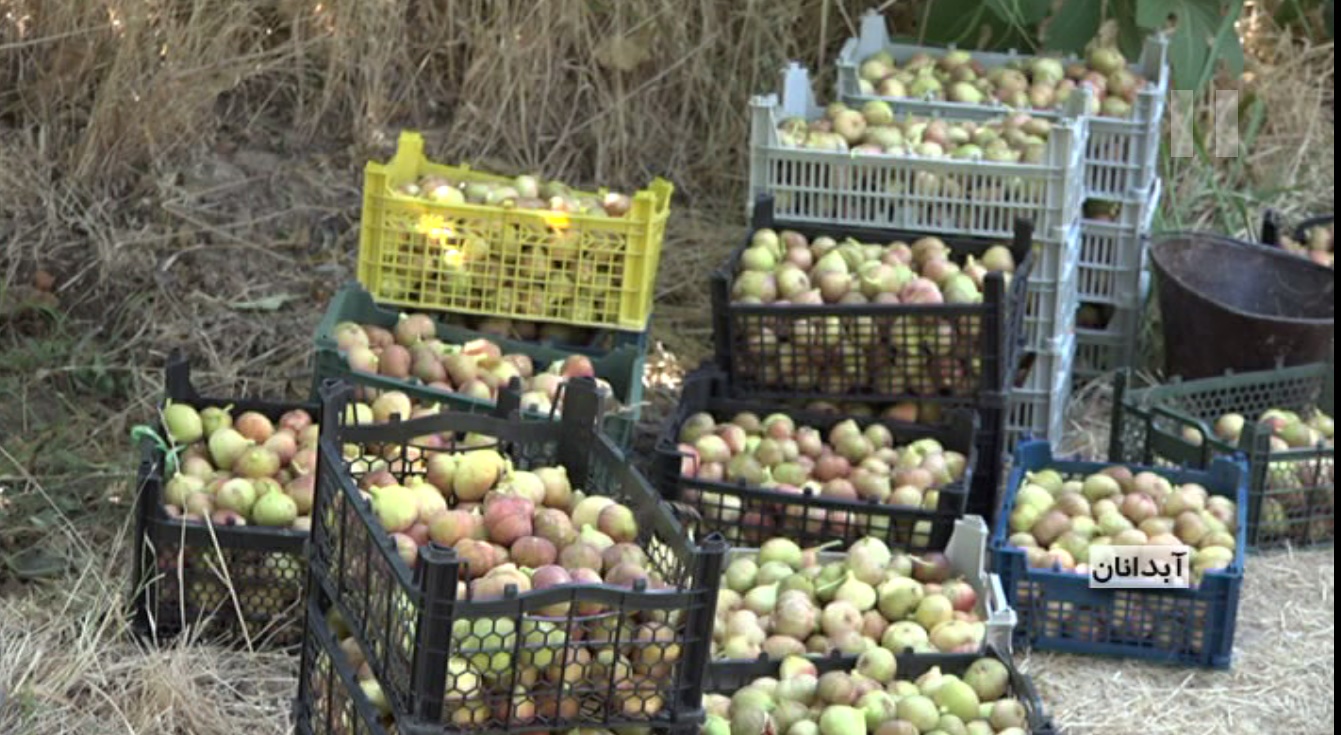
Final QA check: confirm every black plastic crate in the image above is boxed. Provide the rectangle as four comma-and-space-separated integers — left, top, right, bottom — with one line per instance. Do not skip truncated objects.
1111, 362, 1334, 550
711, 195, 1034, 410
968, 402, 1008, 526
653, 366, 977, 552
702, 645, 1058, 735
130, 352, 314, 649
296, 590, 396, 735
309, 376, 727, 734
296, 582, 704, 735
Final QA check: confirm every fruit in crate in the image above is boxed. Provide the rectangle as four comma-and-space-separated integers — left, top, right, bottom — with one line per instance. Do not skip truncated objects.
727, 230, 1019, 397
1082, 198, 1125, 222
854, 32, 1148, 118
394, 173, 634, 219
778, 103, 1059, 162
712, 535, 993, 659
676, 411, 968, 521
375, 172, 641, 321
323, 609, 397, 728
781, 399, 946, 427
687, 399, 948, 428
1075, 303, 1112, 330
1277, 221, 1334, 268
338, 424, 671, 594
1003, 466, 1240, 584
1196, 407, 1333, 453
159, 403, 319, 531
334, 434, 687, 724
438, 312, 603, 350
346, 444, 658, 585
332, 317, 621, 418
1202, 407, 1333, 545
701, 652, 1033, 735
730, 229, 1016, 306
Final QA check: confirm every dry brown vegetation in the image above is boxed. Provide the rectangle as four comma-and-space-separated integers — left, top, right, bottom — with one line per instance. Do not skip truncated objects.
0, 1, 1334, 734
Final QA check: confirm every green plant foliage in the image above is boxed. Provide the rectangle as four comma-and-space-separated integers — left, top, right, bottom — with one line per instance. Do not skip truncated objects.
920, 0, 1247, 93
1043, 0, 1104, 54
919, 0, 1019, 48
1137, 0, 1244, 91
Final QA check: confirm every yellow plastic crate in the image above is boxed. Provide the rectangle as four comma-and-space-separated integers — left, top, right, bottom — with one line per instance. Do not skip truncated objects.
356, 132, 673, 331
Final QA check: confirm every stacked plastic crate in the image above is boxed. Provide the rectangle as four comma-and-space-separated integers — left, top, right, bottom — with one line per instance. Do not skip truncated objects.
834, 10, 1169, 448
296, 378, 728, 735
314, 131, 676, 449
1070, 37, 1168, 382
736, 52, 1086, 522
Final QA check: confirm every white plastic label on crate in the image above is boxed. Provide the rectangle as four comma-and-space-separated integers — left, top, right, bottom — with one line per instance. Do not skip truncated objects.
1088, 545, 1192, 589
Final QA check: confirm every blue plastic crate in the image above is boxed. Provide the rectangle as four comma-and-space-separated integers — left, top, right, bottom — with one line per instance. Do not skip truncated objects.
990, 440, 1248, 669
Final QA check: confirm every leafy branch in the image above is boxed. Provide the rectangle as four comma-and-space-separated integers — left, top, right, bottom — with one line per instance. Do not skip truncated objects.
918, 0, 1249, 94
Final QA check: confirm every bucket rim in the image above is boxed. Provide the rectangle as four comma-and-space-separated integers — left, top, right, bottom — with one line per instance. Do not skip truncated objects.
1149, 230, 1336, 326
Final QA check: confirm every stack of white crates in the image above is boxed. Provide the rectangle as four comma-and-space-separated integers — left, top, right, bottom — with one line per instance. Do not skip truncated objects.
748, 61, 1089, 408
834, 10, 1169, 450
1073, 176, 1163, 382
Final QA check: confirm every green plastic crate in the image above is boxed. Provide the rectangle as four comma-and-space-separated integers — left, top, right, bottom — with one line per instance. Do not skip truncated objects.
1110, 360, 1334, 550
313, 282, 646, 447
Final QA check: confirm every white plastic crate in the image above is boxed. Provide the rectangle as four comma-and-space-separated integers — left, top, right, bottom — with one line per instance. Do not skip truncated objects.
1073, 272, 1152, 381
1078, 178, 1161, 305
836, 10, 1168, 199
1074, 323, 1133, 381
1021, 222, 1081, 354
749, 63, 1089, 240
725, 515, 1018, 654
1006, 333, 1075, 452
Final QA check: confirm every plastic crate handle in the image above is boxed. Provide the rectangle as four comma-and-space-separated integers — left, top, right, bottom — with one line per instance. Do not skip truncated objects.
164, 348, 202, 403
1144, 404, 1221, 467
408, 542, 462, 723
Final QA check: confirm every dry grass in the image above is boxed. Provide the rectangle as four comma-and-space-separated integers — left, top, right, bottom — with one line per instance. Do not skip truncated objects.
0, 543, 298, 735
0, 1, 1335, 734
1023, 548, 1335, 735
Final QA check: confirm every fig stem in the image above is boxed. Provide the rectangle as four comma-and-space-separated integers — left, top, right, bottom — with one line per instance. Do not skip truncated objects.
814, 570, 850, 595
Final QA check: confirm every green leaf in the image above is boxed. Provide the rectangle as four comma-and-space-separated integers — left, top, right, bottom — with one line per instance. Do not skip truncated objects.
1137, 0, 1237, 92
1209, 2, 1245, 81
922, 0, 1033, 49
1115, 0, 1149, 60
130, 425, 168, 453
1043, 0, 1104, 53
921, 0, 994, 46
130, 424, 183, 475
985, 0, 1054, 26
1135, 0, 1178, 29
